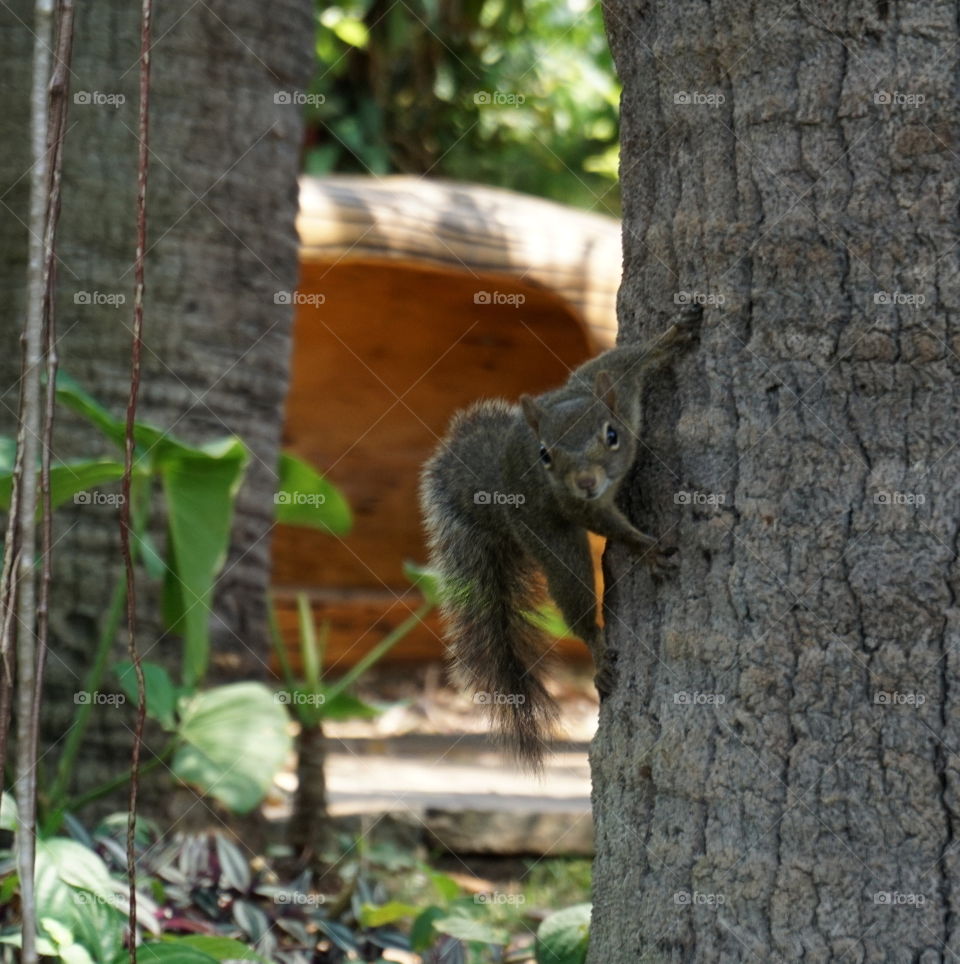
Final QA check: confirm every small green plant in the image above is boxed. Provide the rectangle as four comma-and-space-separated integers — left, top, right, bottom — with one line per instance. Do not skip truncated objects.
271, 569, 435, 862
0, 372, 351, 828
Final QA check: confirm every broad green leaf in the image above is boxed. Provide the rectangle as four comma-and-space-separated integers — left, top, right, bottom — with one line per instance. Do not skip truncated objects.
55, 371, 126, 448
0, 437, 15, 473
161, 437, 248, 686
34, 838, 126, 964
410, 905, 446, 953
317, 690, 379, 721
173, 683, 291, 813
139, 944, 218, 963
359, 901, 421, 927
136, 529, 167, 580
0, 459, 129, 513
0, 791, 17, 830
116, 660, 179, 730
275, 452, 352, 535
153, 935, 268, 962
535, 903, 591, 964
423, 865, 461, 902
434, 912, 509, 945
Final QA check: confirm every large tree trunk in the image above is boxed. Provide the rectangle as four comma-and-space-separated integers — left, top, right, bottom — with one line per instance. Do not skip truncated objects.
593, 1, 960, 959
0, 1, 312, 815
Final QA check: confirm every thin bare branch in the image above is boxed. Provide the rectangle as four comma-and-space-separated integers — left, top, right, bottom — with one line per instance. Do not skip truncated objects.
34, 0, 77, 781
123, 0, 153, 955
13, 0, 57, 956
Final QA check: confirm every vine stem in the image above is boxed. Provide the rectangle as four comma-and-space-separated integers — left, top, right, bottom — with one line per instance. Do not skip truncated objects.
122, 0, 153, 955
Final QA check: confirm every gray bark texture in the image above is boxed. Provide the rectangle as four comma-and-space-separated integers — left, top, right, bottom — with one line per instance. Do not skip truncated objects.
593, 1, 960, 960
0, 0, 312, 813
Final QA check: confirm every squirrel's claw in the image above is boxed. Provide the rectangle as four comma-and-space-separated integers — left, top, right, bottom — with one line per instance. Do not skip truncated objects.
648, 545, 679, 580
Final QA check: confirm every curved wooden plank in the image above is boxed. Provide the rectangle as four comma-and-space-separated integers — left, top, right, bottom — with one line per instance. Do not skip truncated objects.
297, 175, 621, 349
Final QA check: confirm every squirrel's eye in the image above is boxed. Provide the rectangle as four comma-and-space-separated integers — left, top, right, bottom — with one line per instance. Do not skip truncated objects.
539, 444, 552, 467
605, 424, 619, 449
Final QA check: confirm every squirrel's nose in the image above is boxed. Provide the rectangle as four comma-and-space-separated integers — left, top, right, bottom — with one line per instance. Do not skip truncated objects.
575, 474, 597, 495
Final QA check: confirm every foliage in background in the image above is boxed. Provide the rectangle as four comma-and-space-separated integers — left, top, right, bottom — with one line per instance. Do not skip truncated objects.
0, 810, 591, 963
307, 0, 621, 216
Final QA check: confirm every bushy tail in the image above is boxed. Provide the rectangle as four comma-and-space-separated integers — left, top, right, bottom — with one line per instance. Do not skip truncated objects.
421, 456, 557, 770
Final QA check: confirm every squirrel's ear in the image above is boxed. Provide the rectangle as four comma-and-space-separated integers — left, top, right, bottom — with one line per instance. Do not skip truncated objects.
594, 370, 618, 413
520, 394, 541, 433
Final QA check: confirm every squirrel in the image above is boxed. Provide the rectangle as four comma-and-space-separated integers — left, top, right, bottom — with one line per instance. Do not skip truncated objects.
420, 304, 702, 768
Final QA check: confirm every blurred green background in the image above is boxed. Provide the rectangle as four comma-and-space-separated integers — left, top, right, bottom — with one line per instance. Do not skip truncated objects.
305, 0, 621, 216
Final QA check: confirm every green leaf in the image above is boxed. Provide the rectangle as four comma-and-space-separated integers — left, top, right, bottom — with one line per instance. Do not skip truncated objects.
403, 561, 442, 605
136, 529, 167, 580
161, 437, 248, 686
535, 903, 591, 964
297, 593, 323, 690
0, 791, 17, 830
0, 437, 15, 473
116, 660, 179, 730
173, 683, 291, 813
359, 901, 421, 927
55, 371, 126, 448
33, 838, 126, 964
410, 905, 446, 953
318, 690, 380, 720
0, 458, 129, 514
423, 865, 461, 902
139, 944, 219, 963
275, 452, 352, 535
148, 935, 269, 962
434, 912, 509, 945
332, 16, 369, 47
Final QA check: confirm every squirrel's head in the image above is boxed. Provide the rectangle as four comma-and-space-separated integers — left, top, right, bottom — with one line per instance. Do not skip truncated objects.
520, 370, 635, 504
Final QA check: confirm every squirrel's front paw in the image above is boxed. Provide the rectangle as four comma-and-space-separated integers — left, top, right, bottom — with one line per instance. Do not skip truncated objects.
674, 303, 703, 343
648, 545, 679, 580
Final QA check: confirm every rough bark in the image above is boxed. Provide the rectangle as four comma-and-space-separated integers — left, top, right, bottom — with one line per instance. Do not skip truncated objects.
0, 0, 312, 815
593, 1, 960, 960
